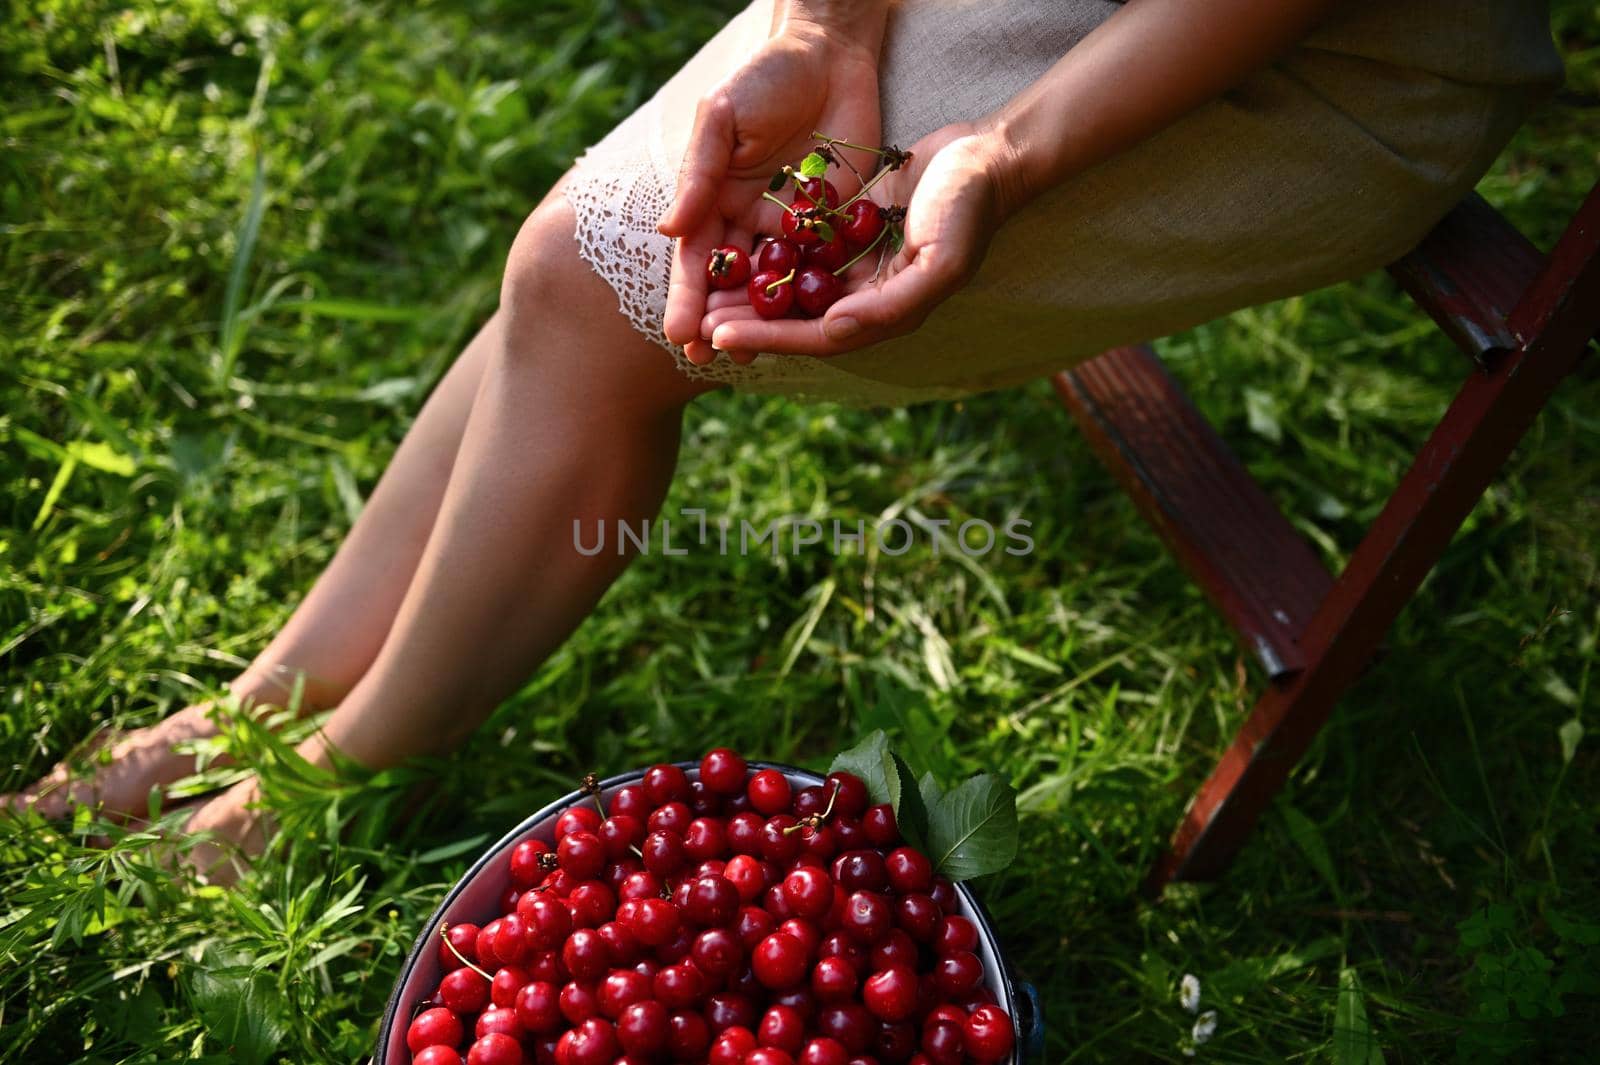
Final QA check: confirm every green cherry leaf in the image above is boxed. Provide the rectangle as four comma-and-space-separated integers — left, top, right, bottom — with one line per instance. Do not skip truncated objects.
813, 220, 836, 243
918, 770, 945, 814
926, 773, 1019, 882
768, 169, 789, 192
888, 752, 930, 852
799, 151, 829, 179
828, 730, 893, 805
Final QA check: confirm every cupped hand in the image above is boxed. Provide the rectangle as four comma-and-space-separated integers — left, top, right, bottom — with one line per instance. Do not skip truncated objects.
700, 121, 1010, 359
658, 22, 881, 366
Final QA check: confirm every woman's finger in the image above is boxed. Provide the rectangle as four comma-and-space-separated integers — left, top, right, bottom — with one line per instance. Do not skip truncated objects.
658, 92, 735, 238
663, 215, 722, 347
821, 245, 963, 343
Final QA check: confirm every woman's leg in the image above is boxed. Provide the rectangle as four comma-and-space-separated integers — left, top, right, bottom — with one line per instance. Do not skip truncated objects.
183, 194, 718, 878
5, 302, 502, 820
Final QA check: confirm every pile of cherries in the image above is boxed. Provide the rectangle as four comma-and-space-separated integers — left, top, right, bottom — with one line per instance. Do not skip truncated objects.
403, 750, 1017, 1065
705, 138, 906, 321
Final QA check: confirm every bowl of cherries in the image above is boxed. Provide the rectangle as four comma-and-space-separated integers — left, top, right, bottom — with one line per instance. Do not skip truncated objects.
706, 134, 910, 323
376, 737, 1040, 1065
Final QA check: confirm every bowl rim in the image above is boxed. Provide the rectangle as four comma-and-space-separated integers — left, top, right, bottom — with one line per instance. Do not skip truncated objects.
374, 760, 1024, 1062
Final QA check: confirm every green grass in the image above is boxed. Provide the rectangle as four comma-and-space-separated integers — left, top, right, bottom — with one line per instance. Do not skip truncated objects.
3, 0, 1598, 1061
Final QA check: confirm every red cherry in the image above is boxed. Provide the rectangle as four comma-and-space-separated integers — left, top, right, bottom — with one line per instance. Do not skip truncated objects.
863, 965, 919, 1022
567, 880, 615, 929
781, 206, 825, 246
861, 805, 898, 846
935, 915, 979, 956
752, 932, 808, 989
782, 867, 834, 920
465, 1032, 523, 1065
475, 1007, 524, 1041
707, 245, 752, 290
509, 839, 553, 889
709, 1025, 757, 1065
642, 829, 687, 876
559, 980, 601, 1025
748, 769, 794, 816
811, 955, 859, 1003
832, 851, 889, 893
759, 1004, 807, 1053
693, 926, 745, 979
440, 967, 491, 1013
799, 1037, 850, 1065
514, 980, 563, 1033
727, 812, 767, 855
491, 965, 531, 1008
706, 990, 761, 1033
700, 748, 749, 794
933, 951, 984, 998
653, 961, 707, 1009
609, 783, 651, 819
795, 178, 841, 208
895, 894, 941, 942
518, 893, 572, 950
778, 917, 821, 959
625, 896, 681, 947
561, 928, 611, 980
816, 1003, 876, 1054
802, 233, 849, 273
600, 814, 644, 858
568, 1017, 620, 1065
736, 905, 777, 949
870, 928, 918, 971
647, 801, 693, 836
748, 270, 796, 320
747, 1048, 797, 1065
407, 1007, 464, 1053
684, 817, 729, 861
921, 1020, 965, 1065
929, 877, 959, 912
842, 891, 892, 944
599, 968, 652, 1019
684, 875, 740, 927
884, 847, 933, 893
724, 853, 768, 902
839, 201, 885, 252
439, 923, 480, 972
554, 806, 602, 840
414, 1047, 464, 1065
793, 786, 831, 818
963, 1004, 1015, 1063
755, 238, 802, 276
643, 764, 692, 805
668, 1010, 711, 1060
617, 999, 670, 1057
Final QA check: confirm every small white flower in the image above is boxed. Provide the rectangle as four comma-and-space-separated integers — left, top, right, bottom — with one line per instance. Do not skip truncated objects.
1193, 1010, 1218, 1045
1179, 974, 1201, 1013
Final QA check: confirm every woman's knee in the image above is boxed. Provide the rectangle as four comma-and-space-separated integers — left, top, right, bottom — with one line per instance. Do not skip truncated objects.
496, 193, 714, 413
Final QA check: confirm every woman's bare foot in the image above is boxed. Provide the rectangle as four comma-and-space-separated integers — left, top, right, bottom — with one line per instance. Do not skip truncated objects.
2, 703, 223, 822
180, 776, 270, 886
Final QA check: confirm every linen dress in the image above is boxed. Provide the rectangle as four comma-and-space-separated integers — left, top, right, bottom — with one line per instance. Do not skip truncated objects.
565, 0, 1562, 406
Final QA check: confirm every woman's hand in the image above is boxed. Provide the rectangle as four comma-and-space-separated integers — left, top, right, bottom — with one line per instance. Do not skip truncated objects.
700, 121, 1012, 359
658, 8, 884, 366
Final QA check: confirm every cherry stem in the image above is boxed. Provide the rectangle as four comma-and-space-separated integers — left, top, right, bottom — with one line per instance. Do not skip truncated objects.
765, 268, 796, 295
835, 165, 895, 214
812, 133, 889, 158
439, 923, 493, 981
784, 780, 844, 836
833, 222, 892, 277
581, 772, 606, 816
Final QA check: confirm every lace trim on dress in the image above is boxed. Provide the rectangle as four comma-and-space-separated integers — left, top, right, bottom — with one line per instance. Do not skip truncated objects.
563, 99, 967, 407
